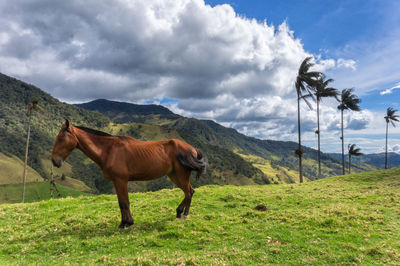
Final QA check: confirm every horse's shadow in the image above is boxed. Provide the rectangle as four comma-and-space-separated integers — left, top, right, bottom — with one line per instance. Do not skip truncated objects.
68, 216, 175, 239
7, 216, 176, 246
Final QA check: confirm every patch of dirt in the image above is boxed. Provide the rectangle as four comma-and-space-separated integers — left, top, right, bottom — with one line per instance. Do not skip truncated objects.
255, 204, 267, 211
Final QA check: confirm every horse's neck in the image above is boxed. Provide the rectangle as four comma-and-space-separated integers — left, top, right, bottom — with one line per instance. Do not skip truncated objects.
74, 128, 113, 167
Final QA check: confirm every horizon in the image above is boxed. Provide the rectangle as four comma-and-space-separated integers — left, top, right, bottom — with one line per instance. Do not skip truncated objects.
0, 0, 399, 154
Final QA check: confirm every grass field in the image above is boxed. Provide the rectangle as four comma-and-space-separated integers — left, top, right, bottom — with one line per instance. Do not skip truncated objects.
0, 182, 87, 204
0, 169, 399, 264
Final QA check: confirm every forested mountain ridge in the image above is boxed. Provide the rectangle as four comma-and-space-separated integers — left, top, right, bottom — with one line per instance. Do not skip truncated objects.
329, 152, 400, 169
0, 73, 111, 193
77, 99, 380, 180
0, 73, 268, 193
0, 72, 381, 196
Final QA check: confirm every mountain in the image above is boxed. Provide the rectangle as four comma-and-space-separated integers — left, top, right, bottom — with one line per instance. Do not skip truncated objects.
0, 73, 112, 194
329, 152, 400, 169
76, 99, 181, 124
0, 73, 268, 195
0, 72, 382, 198
76, 99, 379, 180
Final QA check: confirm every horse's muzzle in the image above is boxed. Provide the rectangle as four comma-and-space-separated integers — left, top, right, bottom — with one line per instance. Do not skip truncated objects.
52, 158, 62, 168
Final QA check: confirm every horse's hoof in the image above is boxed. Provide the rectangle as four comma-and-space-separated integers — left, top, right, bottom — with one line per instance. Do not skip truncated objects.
180, 215, 188, 221
119, 221, 133, 229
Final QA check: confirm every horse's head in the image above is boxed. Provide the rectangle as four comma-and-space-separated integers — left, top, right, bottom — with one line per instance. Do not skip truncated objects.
51, 119, 78, 168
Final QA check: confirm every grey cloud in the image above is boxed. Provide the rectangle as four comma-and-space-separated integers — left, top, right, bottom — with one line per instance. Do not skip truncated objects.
0, 0, 308, 102
346, 118, 369, 130
2, 0, 355, 149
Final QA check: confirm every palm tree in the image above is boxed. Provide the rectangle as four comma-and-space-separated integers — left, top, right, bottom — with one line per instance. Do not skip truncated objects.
348, 144, 363, 174
337, 88, 361, 175
314, 75, 338, 179
384, 107, 399, 169
22, 98, 42, 203
295, 57, 321, 183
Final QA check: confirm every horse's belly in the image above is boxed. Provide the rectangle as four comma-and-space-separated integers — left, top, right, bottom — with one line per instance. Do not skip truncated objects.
129, 169, 169, 181
128, 159, 172, 181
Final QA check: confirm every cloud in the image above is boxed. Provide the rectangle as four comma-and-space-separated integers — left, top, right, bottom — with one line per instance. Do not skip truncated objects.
380, 82, 400, 95
391, 144, 400, 153
2, 0, 384, 153
336, 58, 356, 70
325, 31, 400, 96
0, 0, 314, 103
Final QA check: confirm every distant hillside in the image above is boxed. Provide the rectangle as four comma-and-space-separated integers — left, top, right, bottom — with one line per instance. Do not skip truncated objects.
0, 73, 269, 194
0, 72, 383, 197
0, 73, 112, 194
0, 152, 43, 185
330, 152, 400, 169
77, 99, 379, 181
1, 168, 399, 264
76, 99, 181, 124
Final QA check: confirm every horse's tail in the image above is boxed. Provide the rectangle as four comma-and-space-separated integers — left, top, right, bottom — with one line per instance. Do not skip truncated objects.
177, 149, 208, 180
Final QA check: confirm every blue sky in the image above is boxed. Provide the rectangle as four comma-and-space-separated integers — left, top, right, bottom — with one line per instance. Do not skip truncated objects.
205, 0, 400, 152
0, 0, 399, 153
206, 0, 395, 53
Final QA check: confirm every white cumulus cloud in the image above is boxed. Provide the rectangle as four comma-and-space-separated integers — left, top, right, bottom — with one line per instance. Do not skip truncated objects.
380, 82, 400, 95
1, 0, 372, 152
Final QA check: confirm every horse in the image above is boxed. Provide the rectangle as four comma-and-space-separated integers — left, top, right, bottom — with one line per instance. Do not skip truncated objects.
51, 119, 207, 228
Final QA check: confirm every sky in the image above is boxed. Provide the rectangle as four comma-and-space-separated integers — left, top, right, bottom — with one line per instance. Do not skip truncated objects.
0, 0, 399, 154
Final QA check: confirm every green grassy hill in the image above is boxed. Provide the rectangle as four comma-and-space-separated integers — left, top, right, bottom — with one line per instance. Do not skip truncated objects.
0, 182, 87, 203
0, 73, 110, 193
0, 152, 43, 185
1, 169, 399, 264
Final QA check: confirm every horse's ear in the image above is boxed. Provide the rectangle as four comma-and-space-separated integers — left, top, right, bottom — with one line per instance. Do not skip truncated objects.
62, 119, 70, 131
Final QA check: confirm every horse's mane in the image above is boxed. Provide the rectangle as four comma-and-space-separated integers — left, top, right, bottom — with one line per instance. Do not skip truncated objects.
75, 126, 113, 137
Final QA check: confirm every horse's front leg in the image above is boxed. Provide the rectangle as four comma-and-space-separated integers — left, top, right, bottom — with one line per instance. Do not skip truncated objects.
113, 178, 134, 228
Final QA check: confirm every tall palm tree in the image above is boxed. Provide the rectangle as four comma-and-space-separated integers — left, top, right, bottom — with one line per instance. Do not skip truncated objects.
22, 98, 42, 203
295, 57, 321, 183
314, 75, 338, 179
384, 107, 399, 169
337, 88, 361, 175
348, 144, 363, 174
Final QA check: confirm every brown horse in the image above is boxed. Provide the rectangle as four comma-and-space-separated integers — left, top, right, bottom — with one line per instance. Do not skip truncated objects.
51, 119, 207, 228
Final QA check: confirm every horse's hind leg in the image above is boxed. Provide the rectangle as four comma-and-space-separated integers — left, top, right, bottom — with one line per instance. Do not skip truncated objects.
183, 185, 195, 217
113, 178, 134, 228
168, 170, 194, 219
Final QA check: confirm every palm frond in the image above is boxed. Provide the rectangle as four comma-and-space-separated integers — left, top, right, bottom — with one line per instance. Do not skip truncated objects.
338, 88, 361, 111
385, 107, 399, 126
348, 144, 363, 156
296, 57, 322, 95
314, 76, 338, 101
300, 93, 314, 110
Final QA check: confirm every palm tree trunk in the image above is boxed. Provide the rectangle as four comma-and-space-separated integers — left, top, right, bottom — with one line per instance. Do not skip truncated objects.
317, 99, 321, 179
297, 94, 303, 183
385, 121, 389, 169
22, 113, 31, 203
341, 109, 345, 175
50, 165, 54, 198
348, 154, 351, 174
